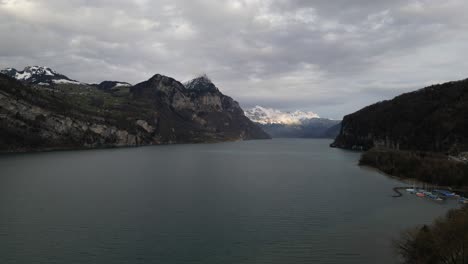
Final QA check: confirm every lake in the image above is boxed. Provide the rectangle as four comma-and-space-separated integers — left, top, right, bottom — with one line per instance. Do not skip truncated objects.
0, 139, 458, 264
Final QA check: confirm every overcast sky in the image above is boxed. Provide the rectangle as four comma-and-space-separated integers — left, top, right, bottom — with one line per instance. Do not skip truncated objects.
1, 0, 468, 119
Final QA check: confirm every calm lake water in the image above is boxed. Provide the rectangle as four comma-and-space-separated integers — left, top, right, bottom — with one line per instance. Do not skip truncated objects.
0, 139, 459, 264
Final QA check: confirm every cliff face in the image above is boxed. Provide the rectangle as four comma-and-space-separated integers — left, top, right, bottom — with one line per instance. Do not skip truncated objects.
129, 74, 270, 143
0, 73, 269, 152
332, 78, 468, 152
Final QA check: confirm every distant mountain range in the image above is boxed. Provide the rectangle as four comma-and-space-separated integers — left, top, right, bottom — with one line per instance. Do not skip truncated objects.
0, 66, 133, 90
245, 105, 320, 125
332, 78, 468, 151
0, 66, 269, 152
245, 106, 341, 138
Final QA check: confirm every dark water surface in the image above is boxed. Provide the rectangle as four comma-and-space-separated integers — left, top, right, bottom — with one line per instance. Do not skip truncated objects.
0, 139, 458, 263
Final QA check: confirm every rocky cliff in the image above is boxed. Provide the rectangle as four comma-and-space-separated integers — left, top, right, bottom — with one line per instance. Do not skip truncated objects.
0, 72, 269, 152
332, 78, 468, 152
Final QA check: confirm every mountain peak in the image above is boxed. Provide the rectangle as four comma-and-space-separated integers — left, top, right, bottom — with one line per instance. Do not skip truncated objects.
97, 81, 132, 91
245, 106, 320, 125
0, 66, 80, 86
131, 73, 186, 98
146, 74, 182, 85
184, 74, 218, 92
23, 66, 57, 76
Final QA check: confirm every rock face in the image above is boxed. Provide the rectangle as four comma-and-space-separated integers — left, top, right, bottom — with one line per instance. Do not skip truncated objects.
0, 72, 269, 152
130, 74, 270, 142
332, 78, 468, 151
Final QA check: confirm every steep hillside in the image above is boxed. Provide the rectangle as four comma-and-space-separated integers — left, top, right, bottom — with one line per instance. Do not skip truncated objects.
332, 78, 468, 152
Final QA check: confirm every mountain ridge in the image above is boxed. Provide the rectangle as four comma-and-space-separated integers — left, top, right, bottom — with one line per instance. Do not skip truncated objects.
0, 70, 269, 152
245, 105, 321, 125
332, 78, 468, 151
245, 106, 340, 138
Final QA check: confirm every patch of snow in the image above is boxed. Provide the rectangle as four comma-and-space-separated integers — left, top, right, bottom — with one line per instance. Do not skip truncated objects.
15, 71, 32, 80
37, 82, 50, 86
114, 82, 131, 88
245, 105, 320, 125
25, 66, 56, 76
53, 79, 82, 85
44, 68, 55, 76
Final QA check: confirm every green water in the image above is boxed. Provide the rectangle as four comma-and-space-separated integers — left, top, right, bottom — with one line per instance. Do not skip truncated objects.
0, 139, 458, 263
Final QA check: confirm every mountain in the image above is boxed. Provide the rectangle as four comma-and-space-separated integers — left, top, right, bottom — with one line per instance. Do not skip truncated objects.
332, 78, 468, 152
323, 123, 342, 139
0, 71, 269, 152
95, 81, 132, 91
184, 74, 219, 92
0, 66, 81, 86
245, 105, 320, 125
130, 74, 270, 141
245, 106, 340, 138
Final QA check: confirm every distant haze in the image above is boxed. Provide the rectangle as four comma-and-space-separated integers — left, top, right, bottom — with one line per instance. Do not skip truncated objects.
1, 0, 468, 119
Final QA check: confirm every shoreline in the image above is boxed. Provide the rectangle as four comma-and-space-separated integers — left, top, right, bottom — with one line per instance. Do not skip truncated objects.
360, 164, 468, 200
0, 137, 272, 155
354, 147, 468, 195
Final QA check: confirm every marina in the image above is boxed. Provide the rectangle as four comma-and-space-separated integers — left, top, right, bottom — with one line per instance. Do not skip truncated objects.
393, 186, 467, 203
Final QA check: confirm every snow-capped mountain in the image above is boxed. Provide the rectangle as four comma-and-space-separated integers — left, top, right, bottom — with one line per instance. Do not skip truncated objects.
0, 66, 81, 86
245, 106, 341, 138
245, 105, 320, 125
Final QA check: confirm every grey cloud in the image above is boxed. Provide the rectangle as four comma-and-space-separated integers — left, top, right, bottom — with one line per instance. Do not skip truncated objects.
1, 0, 467, 119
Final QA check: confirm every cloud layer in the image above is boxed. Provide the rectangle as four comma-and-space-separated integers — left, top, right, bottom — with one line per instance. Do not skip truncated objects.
1, 0, 468, 118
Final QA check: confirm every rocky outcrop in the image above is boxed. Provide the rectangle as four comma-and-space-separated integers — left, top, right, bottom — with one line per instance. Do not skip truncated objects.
0, 72, 269, 152
332, 78, 468, 152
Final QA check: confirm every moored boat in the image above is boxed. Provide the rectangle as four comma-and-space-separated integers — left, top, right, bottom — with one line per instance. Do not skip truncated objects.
427, 193, 444, 201
434, 190, 457, 198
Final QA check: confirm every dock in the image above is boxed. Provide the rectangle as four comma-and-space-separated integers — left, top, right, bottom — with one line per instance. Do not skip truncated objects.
392, 187, 408, 197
